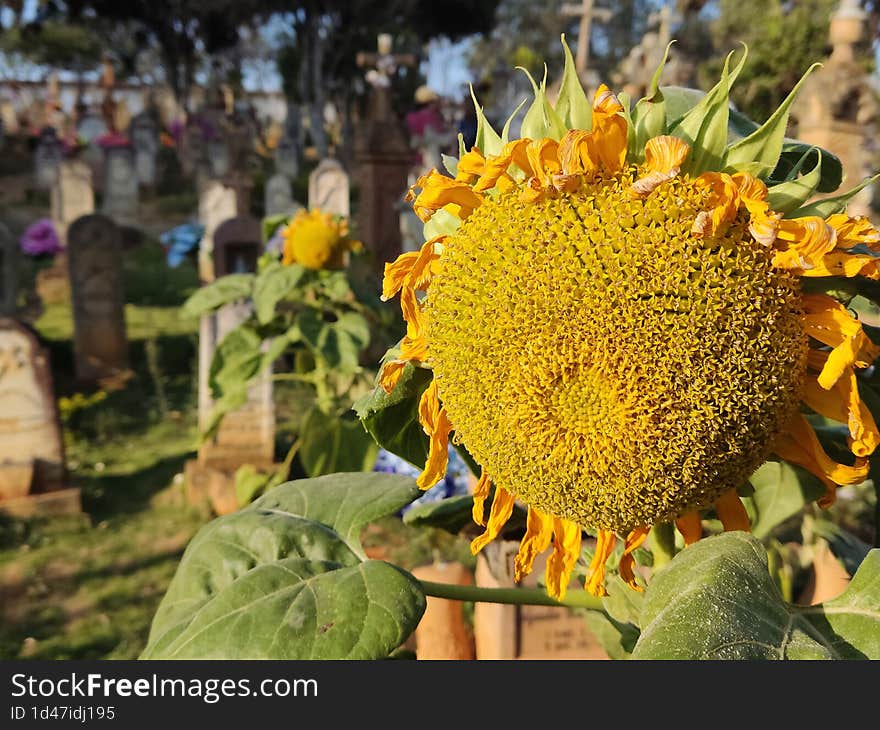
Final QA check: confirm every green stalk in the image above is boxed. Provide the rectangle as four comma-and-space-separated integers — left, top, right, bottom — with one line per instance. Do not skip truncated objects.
418, 580, 605, 610
649, 521, 676, 568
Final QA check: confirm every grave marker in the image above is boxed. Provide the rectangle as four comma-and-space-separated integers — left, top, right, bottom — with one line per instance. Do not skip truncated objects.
0, 318, 80, 516
0, 223, 18, 317
102, 146, 138, 224
264, 173, 301, 217
51, 158, 94, 244
130, 111, 158, 187
34, 128, 63, 190
307, 158, 350, 217
67, 214, 129, 384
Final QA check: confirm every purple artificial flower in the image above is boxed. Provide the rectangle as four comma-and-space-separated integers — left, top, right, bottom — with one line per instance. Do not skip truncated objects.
20, 219, 63, 257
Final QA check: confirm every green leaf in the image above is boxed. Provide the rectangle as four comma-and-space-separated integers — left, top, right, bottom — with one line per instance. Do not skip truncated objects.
181, 274, 254, 318
581, 610, 640, 660
746, 460, 827, 539
767, 149, 824, 214
518, 66, 567, 141
470, 84, 503, 156
554, 33, 591, 131
142, 473, 424, 659
771, 143, 842, 193
402, 494, 476, 534
791, 174, 880, 218
253, 263, 306, 325
671, 47, 747, 174
724, 64, 820, 178
298, 408, 379, 477
233, 464, 274, 506
297, 308, 369, 374
632, 533, 880, 659
354, 362, 433, 468
210, 326, 263, 397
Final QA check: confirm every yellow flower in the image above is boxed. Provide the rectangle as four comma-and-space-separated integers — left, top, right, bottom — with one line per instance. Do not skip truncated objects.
282, 209, 359, 270
379, 48, 880, 599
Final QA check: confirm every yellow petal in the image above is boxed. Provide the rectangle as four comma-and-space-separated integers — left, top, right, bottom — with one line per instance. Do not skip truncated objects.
675, 512, 703, 546
803, 357, 879, 457
456, 148, 486, 182
799, 251, 880, 279
591, 85, 628, 173
472, 139, 532, 193
558, 129, 597, 175
514, 506, 554, 582
470, 487, 516, 555
545, 518, 582, 601
775, 216, 838, 268
525, 138, 561, 189
692, 172, 740, 237
827, 213, 880, 251
584, 529, 616, 598
714, 489, 750, 532
644, 135, 690, 175
471, 470, 491, 527
409, 169, 483, 222
381, 251, 420, 302
618, 526, 649, 591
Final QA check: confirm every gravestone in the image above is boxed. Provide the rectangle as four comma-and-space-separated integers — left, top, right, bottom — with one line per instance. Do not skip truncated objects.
275, 137, 299, 180
51, 158, 94, 244
473, 542, 608, 659
0, 223, 18, 316
102, 146, 139, 224
34, 128, 63, 190
308, 158, 350, 217
76, 113, 108, 192
130, 112, 158, 188
196, 217, 275, 478
197, 179, 241, 283
67, 215, 129, 384
264, 173, 301, 217
207, 138, 230, 179
0, 318, 80, 516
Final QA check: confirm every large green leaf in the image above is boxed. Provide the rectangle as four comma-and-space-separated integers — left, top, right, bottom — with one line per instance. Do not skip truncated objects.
210, 326, 263, 397
767, 149, 824, 214
141, 473, 425, 659
633, 532, 880, 659
182, 274, 255, 318
253, 262, 306, 325
298, 307, 369, 374
298, 408, 379, 477
354, 362, 433, 468
746, 460, 827, 539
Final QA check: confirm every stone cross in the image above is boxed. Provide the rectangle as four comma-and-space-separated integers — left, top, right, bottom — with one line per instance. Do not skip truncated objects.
0, 318, 70, 506
51, 158, 94, 245
0, 223, 18, 317
561, 0, 613, 77
308, 159, 350, 217
102, 146, 139, 224
67, 214, 129, 384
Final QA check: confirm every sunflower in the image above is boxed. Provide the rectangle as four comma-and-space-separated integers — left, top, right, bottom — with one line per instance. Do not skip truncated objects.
378, 44, 880, 599
282, 208, 360, 270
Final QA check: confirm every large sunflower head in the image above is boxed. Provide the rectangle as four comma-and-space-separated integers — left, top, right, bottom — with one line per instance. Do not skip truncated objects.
282, 208, 360, 270
377, 41, 880, 599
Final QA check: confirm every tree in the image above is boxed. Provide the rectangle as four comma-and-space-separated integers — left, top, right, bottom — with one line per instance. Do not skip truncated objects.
698, 0, 841, 122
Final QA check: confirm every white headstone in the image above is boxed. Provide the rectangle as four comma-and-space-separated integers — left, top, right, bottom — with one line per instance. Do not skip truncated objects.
308, 158, 350, 216
197, 179, 238, 282
51, 159, 94, 244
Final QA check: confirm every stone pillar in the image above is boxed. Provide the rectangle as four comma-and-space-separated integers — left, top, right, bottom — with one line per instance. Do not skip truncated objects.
410, 563, 475, 660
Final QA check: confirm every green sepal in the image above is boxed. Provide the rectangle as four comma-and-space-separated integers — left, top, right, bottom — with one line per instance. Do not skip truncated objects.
791, 174, 880, 218
423, 207, 461, 239
554, 33, 591, 131
725, 63, 821, 179
670, 46, 747, 175
470, 84, 503, 156
518, 65, 567, 141
628, 41, 674, 163
767, 148, 823, 214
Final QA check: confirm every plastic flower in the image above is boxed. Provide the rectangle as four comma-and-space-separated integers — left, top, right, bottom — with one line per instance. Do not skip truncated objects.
281, 208, 360, 270
378, 43, 880, 599
20, 219, 62, 256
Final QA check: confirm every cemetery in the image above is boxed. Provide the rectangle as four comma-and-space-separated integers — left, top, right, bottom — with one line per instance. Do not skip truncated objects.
0, 0, 878, 668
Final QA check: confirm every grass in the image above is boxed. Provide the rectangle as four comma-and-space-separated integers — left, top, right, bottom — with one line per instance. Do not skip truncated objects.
0, 233, 210, 660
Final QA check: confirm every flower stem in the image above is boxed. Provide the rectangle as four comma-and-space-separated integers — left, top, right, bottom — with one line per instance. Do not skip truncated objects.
418, 580, 605, 610
650, 522, 676, 568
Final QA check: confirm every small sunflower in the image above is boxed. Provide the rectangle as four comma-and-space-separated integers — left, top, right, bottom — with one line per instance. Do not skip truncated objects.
282, 208, 360, 270
378, 43, 880, 599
